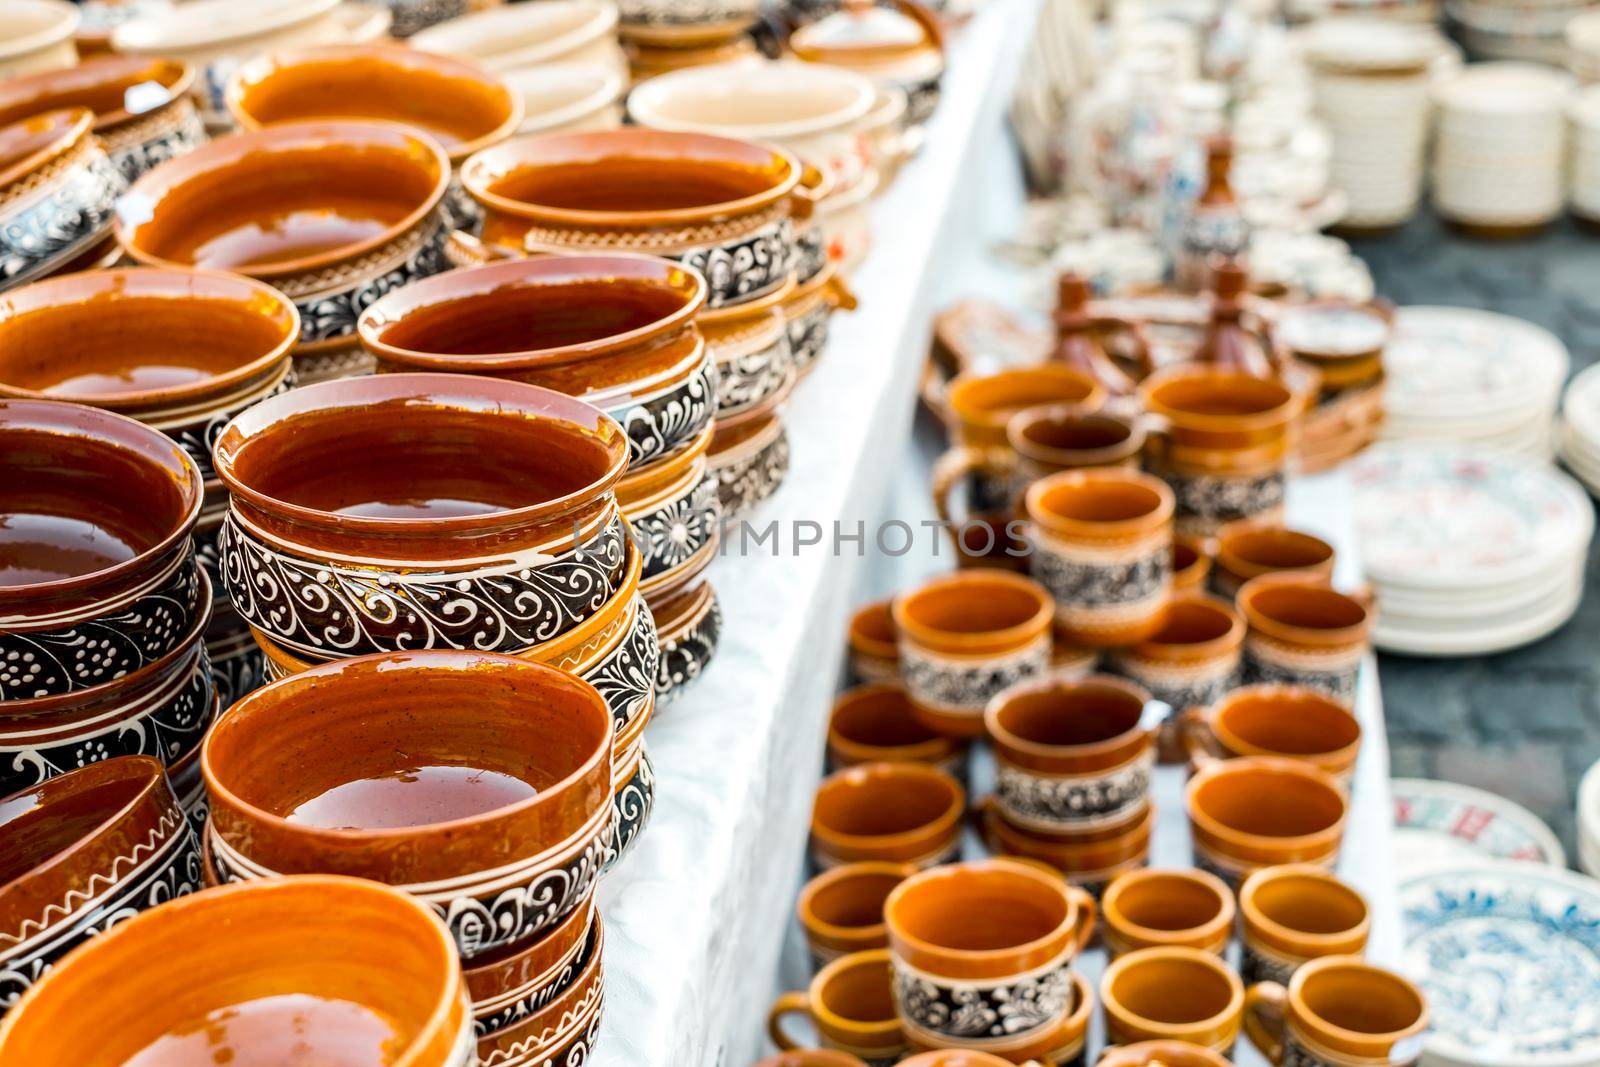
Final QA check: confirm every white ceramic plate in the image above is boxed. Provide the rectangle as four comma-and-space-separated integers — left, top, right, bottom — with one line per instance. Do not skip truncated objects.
1385, 306, 1569, 422
1374, 579, 1581, 655
1393, 778, 1566, 873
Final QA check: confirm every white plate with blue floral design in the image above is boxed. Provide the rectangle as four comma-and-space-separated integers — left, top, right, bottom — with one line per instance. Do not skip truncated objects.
1402, 864, 1600, 1066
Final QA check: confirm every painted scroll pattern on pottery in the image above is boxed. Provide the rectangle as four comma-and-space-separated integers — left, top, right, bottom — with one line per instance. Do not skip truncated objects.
900, 637, 1050, 714
1029, 543, 1168, 609
788, 300, 832, 374
110, 105, 207, 183
894, 960, 1074, 1041
474, 921, 600, 1037
605, 747, 655, 872
655, 593, 721, 703
716, 333, 794, 416
632, 475, 721, 583
582, 600, 659, 732
0, 149, 124, 288
295, 216, 453, 344
1167, 469, 1287, 525
996, 751, 1152, 832
617, 0, 758, 23
679, 219, 793, 308
607, 356, 717, 465
717, 427, 790, 519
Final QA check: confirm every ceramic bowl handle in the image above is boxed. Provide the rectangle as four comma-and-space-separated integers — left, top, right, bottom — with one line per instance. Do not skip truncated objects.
931, 445, 1015, 529
1091, 314, 1157, 380
791, 163, 832, 222
766, 990, 815, 1051
825, 271, 859, 312
1244, 981, 1290, 1065
1067, 885, 1098, 953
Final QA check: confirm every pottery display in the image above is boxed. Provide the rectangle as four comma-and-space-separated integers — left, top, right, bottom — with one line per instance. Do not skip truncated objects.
768, 949, 909, 1064
1109, 593, 1242, 712
1235, 574, 1371, 707
474, 915, 605, 1065
1184, 685, 1362, 782
0, 109, 125, 293
651, 576, 721, 701
785, 260, 856, 376
1172, 533, 1212, 592
615, 0, 760, 47
797, 861, 914, 970
1237, 865, 1369, 985
1212, 522, 1335, 599
1096, 1042, 1231, 1067
1243, 955, 1425, 1067
828, 684, 966, 777
708, 407, 790, 518
1101, 867, 1234, 959
0, 1, 77, 79
115, 120, 453, 383
411, 0, 626, 79
1186, 757, 1348, 887
1101, 946, 1244, 1053
811, 761, 965, 870
790, 0, 945, 134
505, 61, 626, 137
979, 796, 1155, 896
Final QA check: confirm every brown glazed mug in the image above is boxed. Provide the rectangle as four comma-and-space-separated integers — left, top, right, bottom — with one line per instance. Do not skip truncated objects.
901, 970, 1092, 1064
1236, 574, 1373, 709
886, 859, 1096, 1055
811, 762, 966, 870
1024, 469, 1175, 647
1243, 955, 1427, 1067
1100, 946, 1244, 1054
1237, 865, 1369, 986
892, 571, 1054, 738
798, 861, 916, 970
0, 876, 474, 1066
1183, 685, 1362, 784
1212, 522, 1335, 599
980, 796, 1154, 899
1096, 1040, 1231, 1067
769, 949, 910, 1065
1186, 757, 1348, 888
1101, 867, 1235, 959
984, 675, 1156, 836
1109, 594, 1242, 715
828, 684, 966, 777
1172, 533, 1212, 593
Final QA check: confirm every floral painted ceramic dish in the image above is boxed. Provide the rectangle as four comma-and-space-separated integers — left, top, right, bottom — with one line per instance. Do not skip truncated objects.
1391, 778, 1565, 880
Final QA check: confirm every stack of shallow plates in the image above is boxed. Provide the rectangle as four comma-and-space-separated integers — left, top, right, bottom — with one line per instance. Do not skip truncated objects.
1380, 306, 1567, 459
1352, 444, 1594, 656
1448, 0, 1595, 62
1572, 86, 1600, 221
1558, 362, 1600, 493
1432, 62, 1574, 231
1571, 10, 1600, 81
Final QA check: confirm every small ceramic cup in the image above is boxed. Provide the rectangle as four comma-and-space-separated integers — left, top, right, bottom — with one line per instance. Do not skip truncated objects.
885, 859, 1096, 1052
984, 675, 1156, 836
1186, 757, 1349, 888
1024, 469, 1175, 648
1242, 956, 1427, 1067
1172, 534, 1212, 593
1100, 946, 1245, 1054
1237, 865, 1369, 985
829, 685, 966, 778
902, 969, 1093, 1064
1183, 685, 1362, 784
811, 762, 965, 870
798, 861, 916, 971
1101, 868, 1235, 959
1096, 1040, 1231, 1067
769, 948, 909, 1065
1212, 522, 1335, 599
979, 797, 1155, 899
892, 571, 1054, 739
1236, 574, 1373, 708
1109, 594, 1242, 714
848, 599, 899, 685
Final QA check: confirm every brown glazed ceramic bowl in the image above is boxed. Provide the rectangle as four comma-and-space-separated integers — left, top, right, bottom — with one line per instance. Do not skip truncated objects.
1097, 1041, 1232, 1067
114, 119, 451, 380
359, 253, 714, 469
811, 761, 965, 870
0, 398, 204, 698
201, 650, 614, 960
475, 915, 604, 1064
649, 573, 720, 697
463, 127, 802, 308
617, 421, 719, 597
0, 56, 203, 183
212, 373, 630, 658
1184, 685, 1362, 784
1237, 864, 1369, 985
797, 861, 915, 969
0, 108, 125, 292
707, 406, 790, 518
1243, 954, 1425, 1067
700, 271, 797, 422
0, 756, 200, 1011
1100, 946, 1244, 1053
1102, 867, 1235, 959
1186, 757, 1348, 887
465, 894, 595, 1037
1110, 593, 1243, 714
828, 684, 965, 776
0, 875, 475, 1066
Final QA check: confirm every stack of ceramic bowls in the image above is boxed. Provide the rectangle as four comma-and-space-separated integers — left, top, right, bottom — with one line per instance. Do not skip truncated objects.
1447, 0, 1594, 62
612, 0, 761, 85
0, 268, 301, 715
1352, 444, 1594, 655
1302, 18, 1450, 230
1379, 306, 1567, 460
357, 255, 724, 704
463, 127, 808, 522
211, 374, 660, 869
0, 108, 125, 293
0, 400, 215, 805
114, 120, 455, 385
0, 0, 79, 78
1558, 363, 1600, 493
1571, 10, 1600, 81
1432, 62, 1574, 233
201, 653, 610, 1063
1570, 85, 1600, 220
790, 0, 945, 142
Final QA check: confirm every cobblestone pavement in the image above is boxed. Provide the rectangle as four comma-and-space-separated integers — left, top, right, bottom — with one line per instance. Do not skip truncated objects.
1346, 210, 1600, 861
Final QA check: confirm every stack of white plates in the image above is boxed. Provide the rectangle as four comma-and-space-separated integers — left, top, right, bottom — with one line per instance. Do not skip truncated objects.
1571, 9, 1600, 82
1572, 85, 1600, 221
1380, 306, 1568, 459
1449, 0, 1596, 63
1558, 362, 1600, 493
1352, 444, 1594, 655
1432, 62, 1574, 230
1302, 19, 1453, 229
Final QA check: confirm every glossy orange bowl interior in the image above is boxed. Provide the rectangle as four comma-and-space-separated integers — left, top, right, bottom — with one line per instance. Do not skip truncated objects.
0, 108, 90, 188
1144, 596, 1239, 650
813, 765, 962, 842
801, 862, 907, 937
1032, 473, 1167, 527
947, 365, 1101, 429
229, 45, 520, 161
1295, 959, 1425, 1039
116, 121, 449, 278
1215, 689, 1360, 759
1245, 868, 1368, 941
887, 862, 1070, 956
1105, 870, 1231, 939
1219, 525, 1333, 574
1190, 763, 1346, 840
848, 599, 896, 658
990, 677, 1147, 764
830, 686, 941, 752
893, 572, 1052, 655
0, 268, 297, 408
1239, 579, 1369, 638
1105, 951, 1240, 1026
0, 877, 462, 1067
1143, 369, 1295, 423
0, 57, 191, 131
1013, 410, 1135, 458
813, 951, 898, 1030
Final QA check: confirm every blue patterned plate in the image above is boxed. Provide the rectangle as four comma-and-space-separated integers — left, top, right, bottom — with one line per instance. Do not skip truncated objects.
1402, 865, 1600, 1066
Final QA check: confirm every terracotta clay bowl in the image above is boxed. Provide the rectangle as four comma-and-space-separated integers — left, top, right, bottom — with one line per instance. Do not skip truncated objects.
701, 271, 798, 421
0, 108, 125, 293
607, 692, 656, 870
828, 683, 964, 775
708, 408, 790, 519
649, 576, 720, 702
0, 875, 475, 1066
465, 894, 595, 1037
0, 267, 298, 487
476, 913, 604, 1064
0, 755, 200, 1011
620, 422, 720, 596
359, 253, 713, 467
114, 119, 451, 375
785, 260, 853, 375
212, 372, 629, 658
0, 56, 203, 183
462, 127, 803, 308
0, 398, 205, 700
201, 650, 614, 960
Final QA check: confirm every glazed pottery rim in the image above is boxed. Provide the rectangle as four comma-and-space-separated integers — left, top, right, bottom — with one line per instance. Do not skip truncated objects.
947, 365, 1105, 432
110, 0, 341, 53
891, 571, 1054, 653
212, 372, 629, 537
829, 683, 949, 764
1101, 945, 1245, 1038
461, 127, 803, 230
201, 649, 614, 845
1216, 522, 1335, 579
885, 857, 1080, 966
1102, 866, 1235, 948
0, 874, 462, 1066
1186, 756, 1349, 850
1096, 1041, 1231, 1067
1238, 864, 1370, 952
798, 860, 914, 942
0, 106, 90, 190
812, 761, 965, 851
984, 674, 1153, 762
408, 0, 619, 66
225, 43, 525, 163
0, 398, 204, 605
0, 0, 79, 60
0, 266, 301, 409
698, 271, 796, 326
0, 57, 194, 132
1286, 953, 1428, 1047
625, 59, 878, 142
983, 793, 1156, 861
1236, 573, 1372, 645
1210, 684, 1361, 765
804, 947, 902, 1039
1026, 467, 1176, 540
1008, 405, 1142, 467
848, 599, 897, 659
1139, 364, 1298, 432
357, 252, 706, 370
114, 119, 452, 281
1139, 594, 1243, 658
